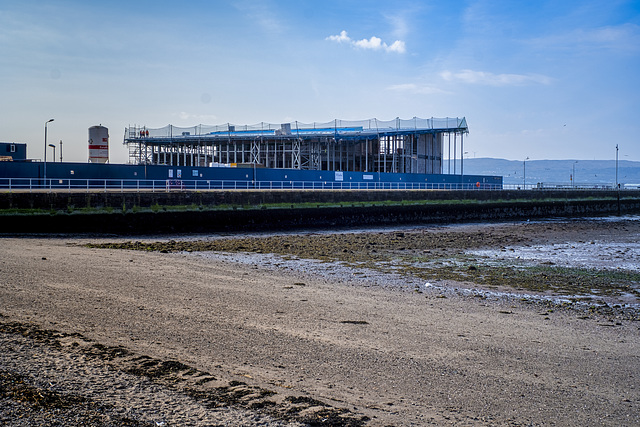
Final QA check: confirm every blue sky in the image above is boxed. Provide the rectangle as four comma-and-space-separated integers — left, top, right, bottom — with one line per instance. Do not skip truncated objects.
1, 0, 639, 164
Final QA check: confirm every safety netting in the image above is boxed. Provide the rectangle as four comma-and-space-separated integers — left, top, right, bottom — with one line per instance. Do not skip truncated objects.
125, 117, 467, 139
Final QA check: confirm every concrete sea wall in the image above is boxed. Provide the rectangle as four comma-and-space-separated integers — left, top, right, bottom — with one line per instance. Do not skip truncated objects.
1, 189, 639, 234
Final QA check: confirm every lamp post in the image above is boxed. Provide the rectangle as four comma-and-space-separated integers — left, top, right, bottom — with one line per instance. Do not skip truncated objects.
59, 140, 63, 162
462, 151, 468, 189
572, 161, 578, 188
44, 118, 54, 187
616, 144, 619, 189
49, 144, 56, 163
523, 157, 529, 189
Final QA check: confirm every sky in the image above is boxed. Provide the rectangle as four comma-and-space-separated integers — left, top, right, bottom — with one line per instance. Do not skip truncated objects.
1, 0, 639, 164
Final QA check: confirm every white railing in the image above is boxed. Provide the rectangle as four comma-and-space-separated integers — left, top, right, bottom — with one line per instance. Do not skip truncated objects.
0, 178, 505, 192
502, 183, 620, 190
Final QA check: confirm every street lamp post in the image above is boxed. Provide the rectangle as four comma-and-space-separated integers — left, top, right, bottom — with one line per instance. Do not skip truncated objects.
523, 157, 529, 189
462, 151, 468, 189
44, 118, 54, 187
59, 140, 63, 162
616, 144, 619, 189
49, 144, 56, 163
572, 161, 578, 188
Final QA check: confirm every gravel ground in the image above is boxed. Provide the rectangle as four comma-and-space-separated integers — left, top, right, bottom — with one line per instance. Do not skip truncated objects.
0, 321, 299, 427
1, 217, 639, 426
0, 319, 326, 426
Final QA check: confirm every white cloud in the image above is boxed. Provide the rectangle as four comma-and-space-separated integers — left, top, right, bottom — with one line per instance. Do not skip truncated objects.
386, 40, 406, 53
354, 35, 383, 50
326, 30, 350, 43
386, 83, 450, 95
326, 30, 406, 53
440, 70, 552, 86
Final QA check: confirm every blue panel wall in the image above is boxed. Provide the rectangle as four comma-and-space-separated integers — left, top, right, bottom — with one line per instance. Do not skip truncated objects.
0, 161, 502, 189
0, 142, 27, 161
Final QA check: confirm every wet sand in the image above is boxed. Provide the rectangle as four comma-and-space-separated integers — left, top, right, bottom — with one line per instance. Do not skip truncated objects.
1, 219, 639, 426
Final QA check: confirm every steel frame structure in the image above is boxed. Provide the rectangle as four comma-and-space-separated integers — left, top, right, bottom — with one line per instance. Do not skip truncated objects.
124, 117, 468, 175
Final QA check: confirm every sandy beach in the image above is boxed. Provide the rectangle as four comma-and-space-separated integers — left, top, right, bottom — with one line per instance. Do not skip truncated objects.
1, 218, 639, 426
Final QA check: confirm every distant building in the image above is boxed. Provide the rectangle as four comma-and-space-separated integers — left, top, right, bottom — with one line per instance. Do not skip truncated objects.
0, 142, 27, 162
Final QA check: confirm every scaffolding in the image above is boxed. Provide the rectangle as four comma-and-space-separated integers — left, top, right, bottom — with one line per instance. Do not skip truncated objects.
123, 117, 468, 175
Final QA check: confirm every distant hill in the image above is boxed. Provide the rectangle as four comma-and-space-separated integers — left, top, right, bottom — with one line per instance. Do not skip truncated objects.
460, 158, 640, 186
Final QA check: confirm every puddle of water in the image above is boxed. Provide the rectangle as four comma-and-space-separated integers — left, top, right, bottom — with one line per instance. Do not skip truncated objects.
470, 241, 640, 272
424, 281, 640, 309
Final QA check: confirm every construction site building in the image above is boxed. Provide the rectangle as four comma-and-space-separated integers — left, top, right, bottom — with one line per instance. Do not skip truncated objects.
123, 117, 468, 175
